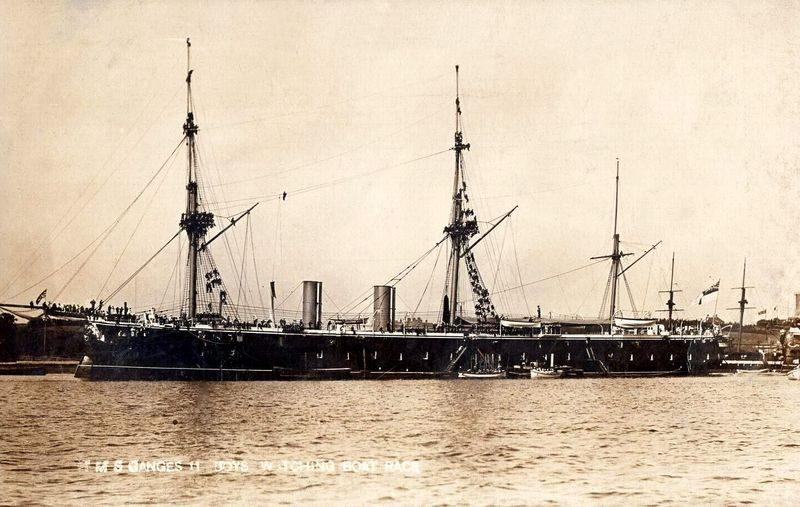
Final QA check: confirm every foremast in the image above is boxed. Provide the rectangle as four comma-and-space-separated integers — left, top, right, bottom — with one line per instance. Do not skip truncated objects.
179, 38, 214, 320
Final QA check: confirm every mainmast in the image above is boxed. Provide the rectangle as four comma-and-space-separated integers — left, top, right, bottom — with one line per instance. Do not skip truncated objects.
442, 65, 476, 325
179, 38, 214, 320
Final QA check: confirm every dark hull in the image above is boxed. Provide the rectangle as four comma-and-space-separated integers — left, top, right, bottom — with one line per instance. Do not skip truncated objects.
76, 321, 723, 380
718, 351, 783, 372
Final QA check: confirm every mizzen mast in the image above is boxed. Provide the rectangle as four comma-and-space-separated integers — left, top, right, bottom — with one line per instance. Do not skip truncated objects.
608, 159, 623, 319
594, 159, 633, 320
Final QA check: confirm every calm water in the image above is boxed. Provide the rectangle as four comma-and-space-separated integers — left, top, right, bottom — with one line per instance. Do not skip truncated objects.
1, 374, 799, 505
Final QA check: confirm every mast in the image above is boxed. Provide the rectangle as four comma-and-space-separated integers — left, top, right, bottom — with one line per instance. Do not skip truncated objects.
442, 65, 472, 326
737, 260, 748, 352
592, 159, 632, 321
179, 38, 214, 320
610, 159, 621, 319
666, 253, 676, 326
658, 252, 682, 332
729, 259, 754, 352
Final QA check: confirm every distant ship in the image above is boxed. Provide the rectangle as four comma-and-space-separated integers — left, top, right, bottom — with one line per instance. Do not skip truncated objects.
66, 40, 722, 380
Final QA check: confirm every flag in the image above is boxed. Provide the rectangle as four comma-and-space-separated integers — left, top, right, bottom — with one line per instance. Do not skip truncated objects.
758, 309, 767, 316
696, 280, 719, 305
35, 289, 47, 305
270, 281, 276, 299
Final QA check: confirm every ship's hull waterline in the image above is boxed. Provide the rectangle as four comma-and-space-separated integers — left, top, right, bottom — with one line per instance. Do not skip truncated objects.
75, 321, 723, 380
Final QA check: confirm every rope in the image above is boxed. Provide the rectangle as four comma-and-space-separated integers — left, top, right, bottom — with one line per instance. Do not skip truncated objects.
248, 218, 266, 310
598, 265, 613, 319
0, 84, 182, 300
103, 228, 184, 302
205, 148, 451, 207
276, 282, 302, 310
322, 287, 343, 314
209, 106, 443, 188
342, 234, 448, 314
158, 239, 182, 311
273, 199, 282, 281
412, 240, 445, 318
389, 234, 449, 286
235, 214, 250, 307
95, 149, 178, 299
576, 263, 606, 316
10, 138, 186, 301
622, 269, 638, 315
488, 221, 509, 300
492, 259, 608, 297
340, 287, 375, 317
510, 221, 531, 316
641, 253, 653, 314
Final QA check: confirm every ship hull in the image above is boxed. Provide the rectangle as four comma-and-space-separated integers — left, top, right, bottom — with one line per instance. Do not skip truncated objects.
472, 334, 722, 375
75, 320, 723, 380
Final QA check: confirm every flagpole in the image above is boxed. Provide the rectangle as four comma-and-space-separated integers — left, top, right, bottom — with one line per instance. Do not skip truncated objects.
713, 279, 720, 321
738, 260, 746, 352
270, 281, 276, 326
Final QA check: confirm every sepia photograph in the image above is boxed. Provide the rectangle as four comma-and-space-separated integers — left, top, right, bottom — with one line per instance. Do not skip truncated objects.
1, 0, 799, 504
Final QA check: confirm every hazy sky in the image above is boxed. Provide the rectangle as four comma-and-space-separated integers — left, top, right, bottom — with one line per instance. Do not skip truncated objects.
1, 0, 798, 323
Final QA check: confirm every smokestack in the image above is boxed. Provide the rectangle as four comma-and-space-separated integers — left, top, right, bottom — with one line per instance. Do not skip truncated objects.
302, 281, 322, 329
373, 285, 396, 332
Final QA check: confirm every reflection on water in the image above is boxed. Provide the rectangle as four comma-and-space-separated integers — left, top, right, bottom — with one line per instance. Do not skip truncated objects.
1, 375, 799, 505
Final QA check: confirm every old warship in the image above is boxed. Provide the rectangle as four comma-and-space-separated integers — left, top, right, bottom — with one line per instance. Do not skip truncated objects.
69, 41, 722, 380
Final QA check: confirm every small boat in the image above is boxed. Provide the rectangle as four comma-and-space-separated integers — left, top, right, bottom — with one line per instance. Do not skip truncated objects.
613, 316, 658, 329
735, 368, 771, 375
458, 371, 506, 379
788, 367, 800, 381
530, 367, 559, 379
506, 365, 532, 378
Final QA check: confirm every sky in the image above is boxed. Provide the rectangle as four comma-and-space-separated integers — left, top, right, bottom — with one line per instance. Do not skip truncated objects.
1, 0, 799, 323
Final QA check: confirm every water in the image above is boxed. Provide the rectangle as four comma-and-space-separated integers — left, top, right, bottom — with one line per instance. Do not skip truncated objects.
1, 375, 799, 505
